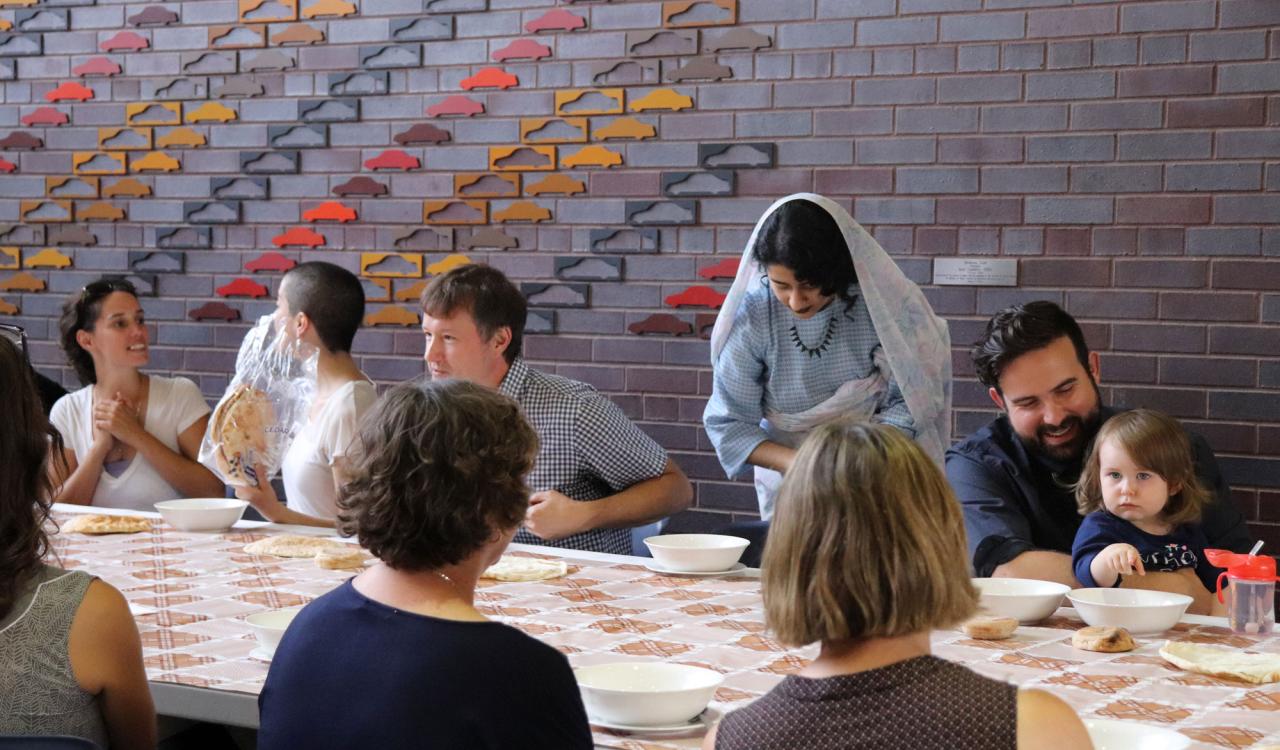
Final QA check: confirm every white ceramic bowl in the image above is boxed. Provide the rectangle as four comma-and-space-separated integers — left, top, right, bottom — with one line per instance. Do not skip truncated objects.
575, 662, 724, 727
643, 534, 749, 573
1085, 719, 1192, 750
972, 577, 1071, 624
1067, 588, 1193, 635
245, 608, 301, 655
154, 498, 249, 532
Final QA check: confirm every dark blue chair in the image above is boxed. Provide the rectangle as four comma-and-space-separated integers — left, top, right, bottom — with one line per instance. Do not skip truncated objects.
0, 737, 101, 750
714, 519, 770, 568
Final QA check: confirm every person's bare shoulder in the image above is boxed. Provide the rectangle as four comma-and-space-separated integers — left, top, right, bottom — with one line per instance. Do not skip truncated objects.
69, 579, 138, 691
1017, 689, 1091, 750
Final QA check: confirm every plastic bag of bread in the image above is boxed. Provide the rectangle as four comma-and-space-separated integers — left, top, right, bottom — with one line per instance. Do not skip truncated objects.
198, 314, 317, 487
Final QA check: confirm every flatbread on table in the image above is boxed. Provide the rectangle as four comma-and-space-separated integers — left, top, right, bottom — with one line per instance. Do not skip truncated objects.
210, 384, 274, 487
61, 514, 153, 535
960, 615, 1018, 640
1159, 640, 1280, 684
243, 534, 346, 559
481, 556, 568, 582
315, 548, 367, 570
1073, 626, 1135, 653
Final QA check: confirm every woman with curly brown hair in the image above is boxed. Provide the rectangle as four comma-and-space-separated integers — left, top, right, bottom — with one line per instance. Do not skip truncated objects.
52, 277, 222, 508
257, 378, 592, 750
0, 336, 155, 747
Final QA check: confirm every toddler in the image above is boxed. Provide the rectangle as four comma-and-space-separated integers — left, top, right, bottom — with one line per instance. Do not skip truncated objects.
1072, 409, 1222, 615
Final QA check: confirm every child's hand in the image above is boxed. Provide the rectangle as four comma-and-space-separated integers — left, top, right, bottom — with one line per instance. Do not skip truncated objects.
1097, 543, 1146, 578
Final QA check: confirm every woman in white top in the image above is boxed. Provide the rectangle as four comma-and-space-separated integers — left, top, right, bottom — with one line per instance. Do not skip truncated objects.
51, 278, 223, 509
237, 262, 377, 527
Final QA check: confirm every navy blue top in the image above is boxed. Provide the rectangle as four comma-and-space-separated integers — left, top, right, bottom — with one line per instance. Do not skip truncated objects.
257, 578, 593, 750
947, 406, 1252, 577
1072, 511, 1217, 591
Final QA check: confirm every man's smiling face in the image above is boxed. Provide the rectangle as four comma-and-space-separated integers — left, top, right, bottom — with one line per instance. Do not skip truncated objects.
990, 335, 1102, 463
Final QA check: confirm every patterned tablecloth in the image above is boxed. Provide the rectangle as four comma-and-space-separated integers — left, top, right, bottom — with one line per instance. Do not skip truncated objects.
48, 508, 1280, 750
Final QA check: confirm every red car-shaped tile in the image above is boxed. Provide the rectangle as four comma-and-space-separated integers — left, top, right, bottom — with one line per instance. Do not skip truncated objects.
333, 176, 388, 197
0, 132, 42, 149
698, 257, 739, 280
460, 68, 518, 91
216, 278, 270, 298
524, 9, 586, 33
665, 285, 727, 309
72, 57, 122, 77
628, 313, 693, 336
47, 82, 95, 102
492, 39, 552, 62
21, 108, 69, 127
189, 301, 240, 322
128, 6, 179, 26
101, 31, 150, 52
0, 158, 15, 174
425, 95, 484, 117
364, 149, 420, 171
302, 201, 357, 223
272, 227, 325, 248
393, 123, 452, 144
245, 252, 297, 273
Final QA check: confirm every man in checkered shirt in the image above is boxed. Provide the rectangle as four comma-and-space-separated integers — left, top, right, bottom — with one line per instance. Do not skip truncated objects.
418, 264, 693, 555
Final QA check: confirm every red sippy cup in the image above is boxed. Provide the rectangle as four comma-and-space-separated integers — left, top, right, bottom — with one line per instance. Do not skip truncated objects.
1205, 548, 1279, 635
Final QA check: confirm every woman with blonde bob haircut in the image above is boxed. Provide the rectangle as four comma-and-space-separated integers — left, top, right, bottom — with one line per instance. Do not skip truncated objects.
705, 421, 1090, 750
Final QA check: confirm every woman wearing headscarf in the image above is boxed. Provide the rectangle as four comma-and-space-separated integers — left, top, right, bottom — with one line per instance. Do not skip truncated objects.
703, 193, 951, 520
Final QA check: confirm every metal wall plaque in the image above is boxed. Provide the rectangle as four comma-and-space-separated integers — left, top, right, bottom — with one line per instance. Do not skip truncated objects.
932, 258, 1018, 287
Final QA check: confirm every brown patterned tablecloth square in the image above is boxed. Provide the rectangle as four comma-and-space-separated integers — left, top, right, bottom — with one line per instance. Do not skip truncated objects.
48, 511, 1280, 749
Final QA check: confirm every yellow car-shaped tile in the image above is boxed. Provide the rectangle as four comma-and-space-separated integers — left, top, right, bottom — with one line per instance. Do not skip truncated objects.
186, 101, 238, 124
131, 151, 181, 172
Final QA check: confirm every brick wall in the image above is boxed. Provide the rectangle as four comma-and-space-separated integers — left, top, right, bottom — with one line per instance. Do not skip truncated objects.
1, 0, 1276, 542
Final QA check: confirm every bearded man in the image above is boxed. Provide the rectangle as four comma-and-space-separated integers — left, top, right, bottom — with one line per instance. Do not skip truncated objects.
947, 301, 1252, 588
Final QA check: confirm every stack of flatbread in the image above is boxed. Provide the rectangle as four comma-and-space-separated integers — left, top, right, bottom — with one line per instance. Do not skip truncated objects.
1160, 640, 1280, 684
210, 384, 274, 487
481, 556, 568, 582
61, 514, 153, 535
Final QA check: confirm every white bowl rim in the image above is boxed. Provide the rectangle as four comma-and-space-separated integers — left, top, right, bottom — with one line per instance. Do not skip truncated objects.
155, 498, 249, 510
245, 608, 302, 628
1067, 589, 1194, 608
574, 662, 725, 693
972, 577, 1072, 595
643, 534, 750, 548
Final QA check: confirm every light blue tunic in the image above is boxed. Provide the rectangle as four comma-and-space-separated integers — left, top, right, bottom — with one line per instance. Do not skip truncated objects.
703, 280, 914, 479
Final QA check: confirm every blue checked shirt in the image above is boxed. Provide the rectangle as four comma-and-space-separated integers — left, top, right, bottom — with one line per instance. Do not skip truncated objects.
500, 357, 669, 555
704, 281, 914, 479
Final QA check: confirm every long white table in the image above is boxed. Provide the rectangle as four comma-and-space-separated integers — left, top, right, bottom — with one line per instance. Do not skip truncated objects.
49, 504, 1280, 749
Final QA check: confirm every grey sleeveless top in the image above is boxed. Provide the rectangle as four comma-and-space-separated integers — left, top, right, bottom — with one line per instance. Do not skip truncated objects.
715, 655, 1017, 750
0, 565, 108, 748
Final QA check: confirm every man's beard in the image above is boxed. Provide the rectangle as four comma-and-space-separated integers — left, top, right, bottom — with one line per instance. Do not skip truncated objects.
1015, 381, 1104, 464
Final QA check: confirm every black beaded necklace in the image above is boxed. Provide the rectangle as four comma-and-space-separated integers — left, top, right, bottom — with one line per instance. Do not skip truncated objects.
789, 314, 838, 358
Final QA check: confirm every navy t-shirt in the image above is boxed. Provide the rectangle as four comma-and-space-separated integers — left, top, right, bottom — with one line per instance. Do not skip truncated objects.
257, 578, 593, 750
1071, 510, 1218, 592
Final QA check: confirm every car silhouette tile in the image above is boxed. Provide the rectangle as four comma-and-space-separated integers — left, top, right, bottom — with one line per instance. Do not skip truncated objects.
189, 301, 240, 322
302, 201, 357, 223
245, 252, 298, 273
272, 227, 325, 248
216, 277, 270, 298
364, 149, 420, 170
47, 82, 94, 102
460, 67, 518, 91
665, 285, 727, 309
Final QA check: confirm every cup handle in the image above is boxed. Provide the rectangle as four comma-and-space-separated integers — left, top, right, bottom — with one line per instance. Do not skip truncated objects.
1216, 572, 1228, 605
